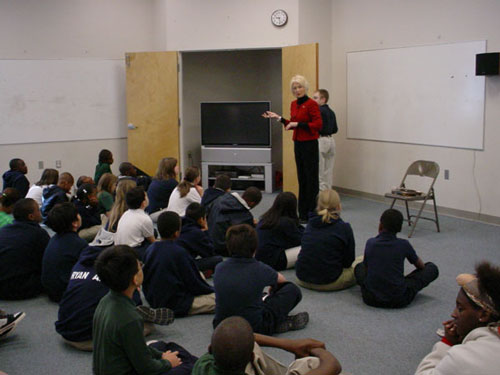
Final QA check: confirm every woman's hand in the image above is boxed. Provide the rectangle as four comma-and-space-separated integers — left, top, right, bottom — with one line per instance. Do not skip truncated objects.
285, 122, 298, 131
262, 111, 280, 119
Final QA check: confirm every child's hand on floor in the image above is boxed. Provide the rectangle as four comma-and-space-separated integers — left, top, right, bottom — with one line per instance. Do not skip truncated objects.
162, 350, 182, 367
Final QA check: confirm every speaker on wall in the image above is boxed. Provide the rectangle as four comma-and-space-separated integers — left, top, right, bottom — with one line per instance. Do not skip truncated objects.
476, 53, 499, 76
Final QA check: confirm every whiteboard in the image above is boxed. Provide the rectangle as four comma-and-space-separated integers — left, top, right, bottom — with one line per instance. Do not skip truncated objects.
347, 41, 486, 150
0, 59, 127, 145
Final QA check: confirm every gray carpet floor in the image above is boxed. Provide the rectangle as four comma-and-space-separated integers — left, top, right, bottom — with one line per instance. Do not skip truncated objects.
1, 193, 499, 375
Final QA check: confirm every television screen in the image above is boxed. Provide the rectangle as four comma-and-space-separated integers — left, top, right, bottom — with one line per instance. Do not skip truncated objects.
201, 102, 271, 147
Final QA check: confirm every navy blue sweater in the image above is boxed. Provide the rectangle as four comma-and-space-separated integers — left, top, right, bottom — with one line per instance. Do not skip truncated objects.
177, 217, 215, 259
41, 232, 88, 302
0, 220, 50, 299
2, 170, 30, 197
201, 187, 225, 208
256, 217, 304, 271
208, 193, 254, 254
146, 178, 178, 214
56, 246, 142, 342
296, 214, 355, 284
41, 185, 69, 221
143, 240, 214, 316
55, 246, 107, 341
74, 199, 101, 230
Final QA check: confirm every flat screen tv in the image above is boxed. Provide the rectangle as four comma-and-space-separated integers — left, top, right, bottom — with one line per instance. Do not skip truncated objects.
201, 101, 271, 147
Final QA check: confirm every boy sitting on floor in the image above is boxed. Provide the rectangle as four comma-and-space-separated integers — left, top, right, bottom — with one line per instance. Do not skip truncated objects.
56, 244, 173, 351
177, 202, 223, 276
143, 211, 216, 316
201, 174, 231, 217
2, 158, 29, 198
42, 202, 88, 302
0, 198, 50, 300
93, 245, 197, 374
114, 186, 156, 261
193, 316, 342, 375
208, 186, 262, 256
354, 208, 439, 308
213, 224, 307, 335
41, 172, 74, 221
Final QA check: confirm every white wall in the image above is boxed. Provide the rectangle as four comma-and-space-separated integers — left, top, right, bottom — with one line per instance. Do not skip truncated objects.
0, 0, 155, 185
161, 0, 300, 51
331, 0, 500, 218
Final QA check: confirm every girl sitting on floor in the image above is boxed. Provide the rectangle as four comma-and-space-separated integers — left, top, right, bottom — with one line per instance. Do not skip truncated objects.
96, 173, 117, 215
295, 189, 362, 291
167, 166, 203, 217
256, 192, 304, 271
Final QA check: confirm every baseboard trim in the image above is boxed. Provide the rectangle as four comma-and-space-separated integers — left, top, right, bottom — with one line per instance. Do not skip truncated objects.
334, 186, 500, 227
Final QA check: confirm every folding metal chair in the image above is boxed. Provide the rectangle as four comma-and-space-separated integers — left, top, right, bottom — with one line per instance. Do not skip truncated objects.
384, 160, 440, 238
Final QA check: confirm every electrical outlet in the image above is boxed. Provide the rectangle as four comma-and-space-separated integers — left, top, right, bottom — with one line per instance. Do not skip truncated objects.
38, 161, 44, 169
56, 160, 62, 168
444, 169, 449, 180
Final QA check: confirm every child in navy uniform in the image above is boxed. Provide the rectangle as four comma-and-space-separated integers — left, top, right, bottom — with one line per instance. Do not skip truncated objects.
143, 211, 215, 316
146, 157, 179, 219
56, 245, 174, 351
355, 208, 439, 308
177, 202, 223, 276
200, 174, 231, 217
42, 202, 88, 302
41, 172, 74, 221
74, 183, 102, 242
0, 198, 50, 299
213, 224, 307, 335
256, 192, 304, 271
208, 186, 262, 256
2, 158, 29, 198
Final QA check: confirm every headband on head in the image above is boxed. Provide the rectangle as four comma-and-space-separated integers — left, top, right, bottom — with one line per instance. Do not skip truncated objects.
457, 273, 499, 316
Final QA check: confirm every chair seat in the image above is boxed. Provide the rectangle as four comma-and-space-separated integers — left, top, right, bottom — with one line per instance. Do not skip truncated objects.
384, 193, 429, 201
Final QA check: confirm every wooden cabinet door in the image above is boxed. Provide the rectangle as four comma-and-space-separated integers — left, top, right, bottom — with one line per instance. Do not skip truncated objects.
281, 43, 319, 195
125, 52, 179, 175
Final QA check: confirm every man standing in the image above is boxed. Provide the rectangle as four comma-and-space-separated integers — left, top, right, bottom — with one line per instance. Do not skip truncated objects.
313, 90, 338, 191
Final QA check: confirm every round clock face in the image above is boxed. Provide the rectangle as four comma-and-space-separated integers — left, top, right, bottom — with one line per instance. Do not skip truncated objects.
271, 9, 288, 27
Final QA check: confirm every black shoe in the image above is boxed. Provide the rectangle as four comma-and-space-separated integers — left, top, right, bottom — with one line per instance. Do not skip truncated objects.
0, 311, 26, 339
274, 312, 309, 333
136, 306, 175, 325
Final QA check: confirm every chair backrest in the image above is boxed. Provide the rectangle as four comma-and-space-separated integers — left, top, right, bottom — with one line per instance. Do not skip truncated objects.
405, 160, 440, 179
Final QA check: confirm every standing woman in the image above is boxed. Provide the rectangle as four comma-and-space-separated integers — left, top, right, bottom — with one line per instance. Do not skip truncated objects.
263, 75, 322, 221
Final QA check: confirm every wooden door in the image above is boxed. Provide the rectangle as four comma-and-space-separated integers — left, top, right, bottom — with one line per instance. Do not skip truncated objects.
281, 44, 319, 195
125, 52, 179, 175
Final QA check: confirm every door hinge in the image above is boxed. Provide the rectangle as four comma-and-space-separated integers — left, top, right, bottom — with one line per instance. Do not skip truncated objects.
125, 54, 131, 67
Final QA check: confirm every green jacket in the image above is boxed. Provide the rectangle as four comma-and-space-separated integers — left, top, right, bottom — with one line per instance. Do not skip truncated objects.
192, 352, 245, 375
92, 291, 171, 375
94, 163, 112, 185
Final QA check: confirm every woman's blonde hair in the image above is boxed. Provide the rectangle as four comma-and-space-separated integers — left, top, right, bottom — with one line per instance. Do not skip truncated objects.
177, 166, 200, 198
154, 157, 177, 181
290, 75, 309, 93
317, 189, 341, 223
108, 179, 137, 232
